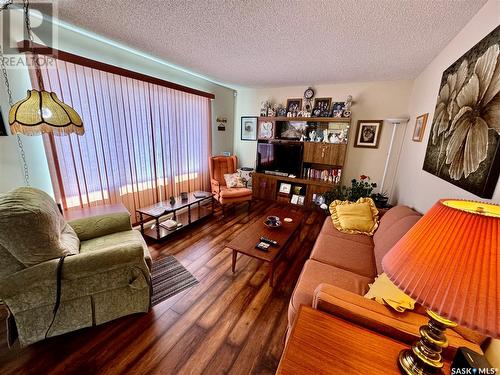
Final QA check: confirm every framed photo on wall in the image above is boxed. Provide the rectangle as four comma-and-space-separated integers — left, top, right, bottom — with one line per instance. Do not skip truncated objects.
240, 116, 257, 141
354, 120, 383, 148
412, 113, 428, 142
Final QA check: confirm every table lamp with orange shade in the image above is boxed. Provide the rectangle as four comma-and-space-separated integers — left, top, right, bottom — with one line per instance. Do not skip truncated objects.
382, 199, 500, 375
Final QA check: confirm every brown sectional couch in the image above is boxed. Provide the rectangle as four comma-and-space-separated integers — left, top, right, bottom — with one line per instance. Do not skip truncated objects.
289, 205, 421, 327
287, 205, 484, 357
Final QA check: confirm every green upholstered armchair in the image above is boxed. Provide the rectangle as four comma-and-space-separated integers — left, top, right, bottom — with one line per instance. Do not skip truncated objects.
0, 187, 151, 347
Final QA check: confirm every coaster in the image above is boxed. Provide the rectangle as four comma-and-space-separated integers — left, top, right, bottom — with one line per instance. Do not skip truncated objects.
284, 217, 293, 223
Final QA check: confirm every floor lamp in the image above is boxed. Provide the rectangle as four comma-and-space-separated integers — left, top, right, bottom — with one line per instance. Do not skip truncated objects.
380, 117, 409, 194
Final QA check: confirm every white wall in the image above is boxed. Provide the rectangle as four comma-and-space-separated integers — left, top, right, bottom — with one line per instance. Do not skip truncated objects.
234, 81, 413, 197
393, 0, 500, 213
0, 14, 235, 194
392, 0, 499, 367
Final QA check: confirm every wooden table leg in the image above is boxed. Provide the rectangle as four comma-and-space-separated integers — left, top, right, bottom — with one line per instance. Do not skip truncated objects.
139, 212, 144, 235
156, 218, 160, 240
232, 250, 237, 273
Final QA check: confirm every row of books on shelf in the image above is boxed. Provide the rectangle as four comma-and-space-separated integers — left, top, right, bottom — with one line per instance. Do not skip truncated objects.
302, 167, 342, 183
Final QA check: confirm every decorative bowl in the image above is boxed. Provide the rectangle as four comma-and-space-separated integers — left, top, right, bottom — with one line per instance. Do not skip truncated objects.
264, 216, 281, 229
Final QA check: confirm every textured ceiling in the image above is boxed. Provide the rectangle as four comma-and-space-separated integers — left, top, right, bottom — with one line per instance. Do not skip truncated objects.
55, 0, 488, 88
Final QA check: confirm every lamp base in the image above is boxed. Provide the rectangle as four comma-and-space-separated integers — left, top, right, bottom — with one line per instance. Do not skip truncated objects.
397, 310, 457, 375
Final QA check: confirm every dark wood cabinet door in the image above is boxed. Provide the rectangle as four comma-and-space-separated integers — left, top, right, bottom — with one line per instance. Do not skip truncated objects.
252, 174, 277, 200
322, 144, 346, 166
303, 143, 346, 166
303, 142, 317, 163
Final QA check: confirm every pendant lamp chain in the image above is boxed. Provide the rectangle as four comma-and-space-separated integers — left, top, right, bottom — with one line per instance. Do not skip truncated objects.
0, 1, 30, 186
23, 0, 43, 86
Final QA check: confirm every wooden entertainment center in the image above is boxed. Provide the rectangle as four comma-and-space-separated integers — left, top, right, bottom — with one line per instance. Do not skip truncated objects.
252, 116, 350, 209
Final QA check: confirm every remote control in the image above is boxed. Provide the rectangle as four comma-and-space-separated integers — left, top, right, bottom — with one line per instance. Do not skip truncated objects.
260, 236, 278, 246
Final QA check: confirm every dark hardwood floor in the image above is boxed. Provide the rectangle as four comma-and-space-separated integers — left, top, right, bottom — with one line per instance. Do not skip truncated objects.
0, 200, 325, 375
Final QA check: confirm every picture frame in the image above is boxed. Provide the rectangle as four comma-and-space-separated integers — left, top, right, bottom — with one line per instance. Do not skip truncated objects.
313, 97, 332, 117
240, 116, 257, 141
257, 119, 275, 140
290, 194, 299, 205
280, 121, 307, 139
286, 98, 302, 114
354, 120, 383, 148
330, 102, 345, 117
297, 195, 305, 205
279, 182, 292, 194
412, 113, 428, 142
423, 25, 500, 198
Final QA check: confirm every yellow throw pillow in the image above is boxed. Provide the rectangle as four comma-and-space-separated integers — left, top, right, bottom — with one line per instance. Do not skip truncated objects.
330, 197, 379, 236
364, 273, 415, 312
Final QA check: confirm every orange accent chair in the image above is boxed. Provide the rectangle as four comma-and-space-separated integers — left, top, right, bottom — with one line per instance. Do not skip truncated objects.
209, 155, 252, 212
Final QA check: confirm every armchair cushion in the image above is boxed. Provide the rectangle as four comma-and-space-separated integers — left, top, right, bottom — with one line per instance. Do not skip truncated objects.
0, 187, 79, 267
68, 209, 132, 241
80, 230, 152, 269
219, 187, 252, 199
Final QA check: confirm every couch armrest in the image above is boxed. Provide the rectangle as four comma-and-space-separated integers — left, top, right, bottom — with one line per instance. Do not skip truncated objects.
0, 244, 148, 300
68, 206, 132, 241
313, 283, 482, 359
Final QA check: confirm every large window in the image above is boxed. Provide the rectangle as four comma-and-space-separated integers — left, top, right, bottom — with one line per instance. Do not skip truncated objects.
33, 53, 212, 221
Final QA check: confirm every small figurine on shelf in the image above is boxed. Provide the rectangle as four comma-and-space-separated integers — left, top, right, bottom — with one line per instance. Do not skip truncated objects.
343, 95, 353, 117
169, 196, 175, 205
309, 130, 317, 142
260, 100, 271, 117
338, 128, 348, 143
277, 105, 287, 117
300, 134, 307, 142
323, 129, 329, 143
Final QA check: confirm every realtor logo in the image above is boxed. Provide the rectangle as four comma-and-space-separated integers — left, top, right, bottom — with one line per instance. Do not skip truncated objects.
1, 1, 57, 57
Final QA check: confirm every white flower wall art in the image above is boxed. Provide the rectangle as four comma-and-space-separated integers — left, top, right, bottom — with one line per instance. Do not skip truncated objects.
423, 25, 500, 198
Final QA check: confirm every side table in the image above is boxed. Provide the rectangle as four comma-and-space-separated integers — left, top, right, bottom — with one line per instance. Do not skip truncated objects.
277, 306, 451, 375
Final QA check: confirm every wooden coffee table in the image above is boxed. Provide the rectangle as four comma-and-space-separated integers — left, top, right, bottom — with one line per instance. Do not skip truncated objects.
227, 207, 304, 287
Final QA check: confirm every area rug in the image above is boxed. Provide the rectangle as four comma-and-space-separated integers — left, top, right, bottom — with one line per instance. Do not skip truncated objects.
151, 255, 198, 306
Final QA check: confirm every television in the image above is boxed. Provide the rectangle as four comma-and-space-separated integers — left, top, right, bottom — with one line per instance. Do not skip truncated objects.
256, 142, 303, 177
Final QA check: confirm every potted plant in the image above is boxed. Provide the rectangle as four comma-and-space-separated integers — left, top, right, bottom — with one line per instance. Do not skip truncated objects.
321, 175, 377, 212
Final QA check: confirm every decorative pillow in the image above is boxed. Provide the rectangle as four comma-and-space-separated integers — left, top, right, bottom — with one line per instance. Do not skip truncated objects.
224, 173, 245, 188
364, 273, 415, 312
330, 197, 379, 235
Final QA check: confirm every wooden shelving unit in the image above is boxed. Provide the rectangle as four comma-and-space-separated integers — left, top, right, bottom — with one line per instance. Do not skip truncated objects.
259, 116, 350, 123
253, 115, 350, 209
